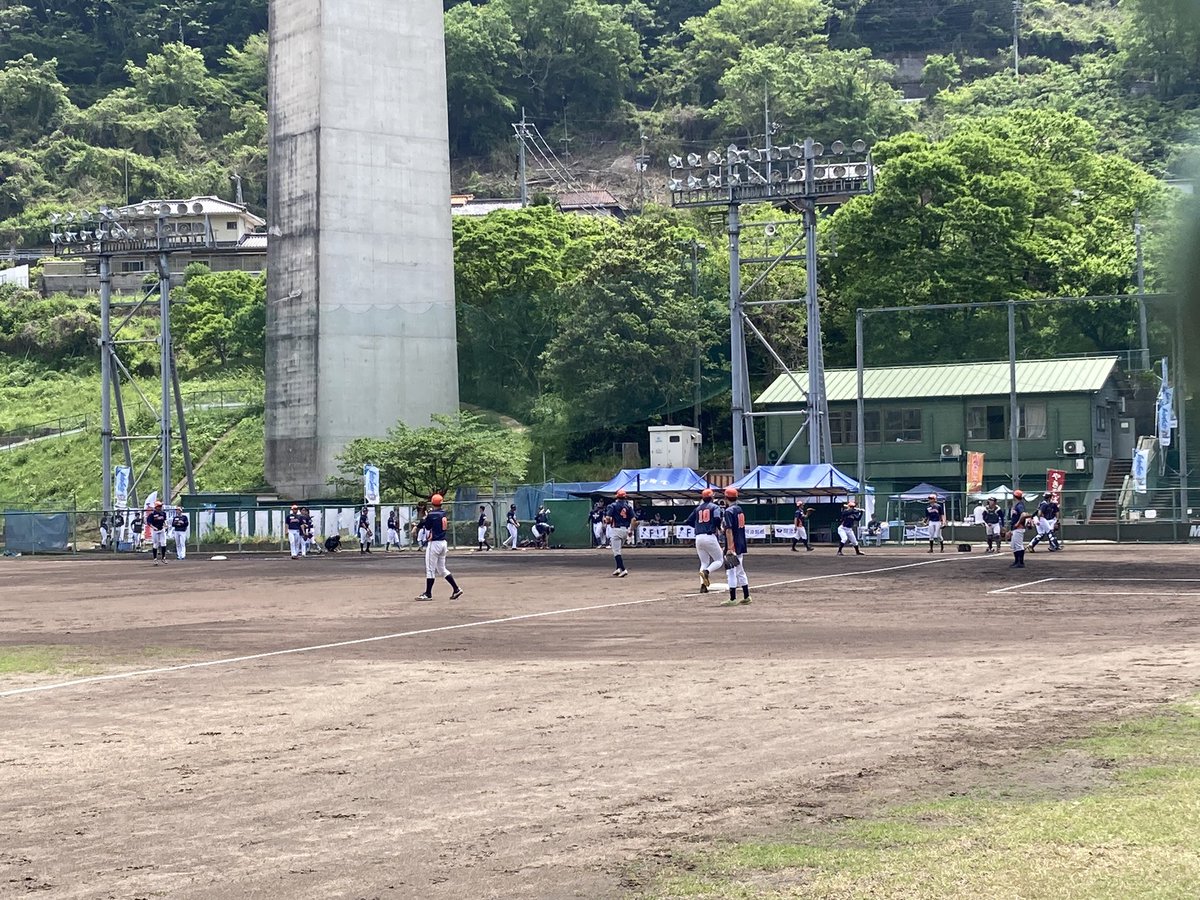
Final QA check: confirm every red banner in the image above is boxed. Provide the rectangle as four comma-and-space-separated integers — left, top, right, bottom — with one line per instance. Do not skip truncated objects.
1045, 469, 1067, 501
966, 451, 985, 495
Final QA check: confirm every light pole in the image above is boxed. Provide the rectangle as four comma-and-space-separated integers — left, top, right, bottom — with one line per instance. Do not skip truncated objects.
668, 139, 874, 476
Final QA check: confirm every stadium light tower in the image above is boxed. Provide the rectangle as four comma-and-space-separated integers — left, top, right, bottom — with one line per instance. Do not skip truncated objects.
668, 138, 874, 476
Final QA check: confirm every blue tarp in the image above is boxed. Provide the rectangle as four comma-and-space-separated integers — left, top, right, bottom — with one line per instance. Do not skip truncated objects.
515, 482, 605, 519
569, 468, 717, 499
728, 464, 863, 497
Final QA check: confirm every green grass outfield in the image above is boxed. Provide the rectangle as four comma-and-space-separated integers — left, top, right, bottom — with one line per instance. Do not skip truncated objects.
637, 699, 1200, 899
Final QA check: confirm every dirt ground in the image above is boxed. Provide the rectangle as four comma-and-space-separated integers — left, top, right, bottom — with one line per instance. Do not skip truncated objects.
1, 543, 1198, 899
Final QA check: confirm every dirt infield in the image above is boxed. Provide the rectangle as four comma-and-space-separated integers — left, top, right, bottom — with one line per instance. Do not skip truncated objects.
2, 544, 1198, 898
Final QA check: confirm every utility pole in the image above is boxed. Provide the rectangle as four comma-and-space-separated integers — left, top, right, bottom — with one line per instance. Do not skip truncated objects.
516, 109, 529, 207
158, 213, 173, 504
1008, 299, 1020, 490
100, 253, 113, 514
1012, 0, 1022, 76
232, 172, 244, 207
687, 239, 704, 429
1135, 210, 1149, 370
635, 134, 650, 213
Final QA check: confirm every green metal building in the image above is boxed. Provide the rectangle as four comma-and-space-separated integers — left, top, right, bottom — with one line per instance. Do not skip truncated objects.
757, 357, 1131, 523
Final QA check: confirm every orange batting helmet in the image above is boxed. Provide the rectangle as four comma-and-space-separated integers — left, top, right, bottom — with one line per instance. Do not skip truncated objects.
616, 489, 627, 498
724, 487, 738, 500
431, 493, 444, 506
701, 488, 714, 498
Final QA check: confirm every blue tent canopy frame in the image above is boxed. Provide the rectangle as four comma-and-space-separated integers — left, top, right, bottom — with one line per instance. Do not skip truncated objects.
569, 468, 719, 500
727, 464, 867, 498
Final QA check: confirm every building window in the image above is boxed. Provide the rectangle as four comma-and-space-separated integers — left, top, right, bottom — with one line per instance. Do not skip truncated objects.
830, 410, 881, 445
967, 404, 1007, 440
226, 220, 238, 230
120, 260, 145, 273
884, 409, 922, 443
1017, 402, 1047, 439
1096, 406, 1108, 431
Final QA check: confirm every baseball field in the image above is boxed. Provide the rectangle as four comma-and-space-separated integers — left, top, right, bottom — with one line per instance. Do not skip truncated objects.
2, 544, 1199, 898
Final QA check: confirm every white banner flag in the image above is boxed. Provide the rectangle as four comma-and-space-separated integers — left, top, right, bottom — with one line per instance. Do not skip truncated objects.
114, 466, 131, 510
363, 464, 380, 505
1132, 448, 1150, 494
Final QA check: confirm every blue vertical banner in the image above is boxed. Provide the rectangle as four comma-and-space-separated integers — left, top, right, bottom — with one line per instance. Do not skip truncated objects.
1156, 358, 1175, 448
114, 466, 131, 510
363, 464, 381, 505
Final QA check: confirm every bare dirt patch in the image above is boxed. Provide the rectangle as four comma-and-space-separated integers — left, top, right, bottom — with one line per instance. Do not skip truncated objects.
1, 544, 1198, 898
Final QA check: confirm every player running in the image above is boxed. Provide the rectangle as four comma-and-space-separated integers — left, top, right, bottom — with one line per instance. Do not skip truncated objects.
604, 489, 635, 577
720, 487, 751, 606
686, 488, 726, 593
415, 494, 463, 601
504, 504, 520, 549
791, 501, 813, 552
385, 509, 400, 551
476, 505, 491, 551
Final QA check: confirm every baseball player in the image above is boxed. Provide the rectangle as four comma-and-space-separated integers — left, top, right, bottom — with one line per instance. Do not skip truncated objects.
476, 505, 491, 551
99, 512, 111, 550
112, 510, 125, 545
685, 488, 726, 593
357, 506, 373, 554
385, 509, 400, 551
836, 499, 865, 556
981, 498, 1003, 552
1006, 489, 1030, 568
300, 506, 316, 554
588, 503, 606, 547
146, 500, 169, 564
171, 506, 189, 560
286, 503, 306, 559
504, 504, 520, 549
604, 489, 635, 577
1029, 495, 1062, 552
720, 487, 751, 605
414, 501, 430, 549
925, 493, 946, 553
791, 501, 813, 551
532, 506, 552, 549
415, 494, 463, 601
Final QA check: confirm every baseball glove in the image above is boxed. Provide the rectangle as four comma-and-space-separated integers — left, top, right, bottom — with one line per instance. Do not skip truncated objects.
723, 551, 739, 569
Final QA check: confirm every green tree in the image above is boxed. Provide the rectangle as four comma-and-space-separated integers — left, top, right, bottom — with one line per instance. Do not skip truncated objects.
0, 54, 74, 143
444, 3, 520, 155
1120, 0, 1200, 99
221, 31, 267, 105
921, 53, 961, 96
172, 269, 266, 368
333, 412, 529, 500
537, 214, 725, 452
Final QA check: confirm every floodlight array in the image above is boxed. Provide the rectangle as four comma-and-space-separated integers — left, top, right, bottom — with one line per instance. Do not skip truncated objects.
668, 139, 874, 208
49, 201, 214, 256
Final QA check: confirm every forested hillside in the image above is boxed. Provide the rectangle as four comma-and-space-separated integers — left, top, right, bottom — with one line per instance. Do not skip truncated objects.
1, 0, 1197, 475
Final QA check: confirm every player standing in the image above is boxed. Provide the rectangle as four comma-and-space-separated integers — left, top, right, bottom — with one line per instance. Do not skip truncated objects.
415, 494, 463, 601
981, 498, 1003, 553
504, 504, 520, 549
171, 506, 189, 560
146, 499, 169, 565
99, 512, 111, 550
925, 493, 946, 553
385, 509, 400, 551
476, 505, 492, 551
357, 506, 373, 554
685, 488, 726, 593
604, 489, 634, 577
1006, 489, 1029, 568
1029, 495, 1062, 552
286, 503, 305, 559
720, 487, 751, 606
836, 499, 865, 556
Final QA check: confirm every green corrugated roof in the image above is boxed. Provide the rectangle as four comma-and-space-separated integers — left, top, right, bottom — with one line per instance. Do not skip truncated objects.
756, 357, 1120, 405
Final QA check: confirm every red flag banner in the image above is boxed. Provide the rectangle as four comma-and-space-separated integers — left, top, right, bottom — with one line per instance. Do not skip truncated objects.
966, 451, 985, 495
1046, 469, 1067, 502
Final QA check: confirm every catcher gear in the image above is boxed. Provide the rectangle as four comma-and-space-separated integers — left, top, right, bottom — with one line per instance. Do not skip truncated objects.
723, 551, 740, 569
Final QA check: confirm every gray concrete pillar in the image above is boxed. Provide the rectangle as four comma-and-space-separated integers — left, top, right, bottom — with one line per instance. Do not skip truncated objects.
266, 0, 460, 498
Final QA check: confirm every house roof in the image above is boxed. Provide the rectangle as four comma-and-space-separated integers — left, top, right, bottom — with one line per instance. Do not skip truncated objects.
556, 190, 622, 210
237, 233, 268, 250
450, 198, 525, 217
117, 196, 266, 228
757, 357, 1120, 405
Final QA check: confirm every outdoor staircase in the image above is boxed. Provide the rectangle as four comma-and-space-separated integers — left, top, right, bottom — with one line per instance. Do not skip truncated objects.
1089, 458, 1131, 523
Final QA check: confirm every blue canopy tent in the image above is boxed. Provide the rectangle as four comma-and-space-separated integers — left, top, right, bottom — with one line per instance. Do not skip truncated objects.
889, 482, 957, 524
727, 464, 865, 498
570, 468, 718, 500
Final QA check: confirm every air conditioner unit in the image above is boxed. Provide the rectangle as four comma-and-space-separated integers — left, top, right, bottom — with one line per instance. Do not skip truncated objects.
940, 443, 962, 458
1063, 440, 1087, 455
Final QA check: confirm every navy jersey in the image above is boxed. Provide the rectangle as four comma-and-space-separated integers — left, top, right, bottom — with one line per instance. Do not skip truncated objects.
605, 500, 634, 529
794, 507, 808, 526
839, 507, 863, 529
301, 514, 313, 535
421, 509, 449, 541
685, 500, 722, 535
357, 511, 370, 530
507, 510, 518, 526
1038, 500, 1052, 517
1010, 501, 1026, 529
982, 506, 1003, 525
588, 509, 603, 525
722, 504, 747, 554
113, 513, 125, 527
1046, 500, 1060, 518
286, 512, 303, 531
477, 511, 488, 527
387, 513, 397, 529
171, 513, 189, 532
535, 511, 549, 525
926, 503, 944, 522
146, 510, 168, 530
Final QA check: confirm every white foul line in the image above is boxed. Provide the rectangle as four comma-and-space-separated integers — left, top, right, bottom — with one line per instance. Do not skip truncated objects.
988, 577, 1057, 594
0, 555, 982, 700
